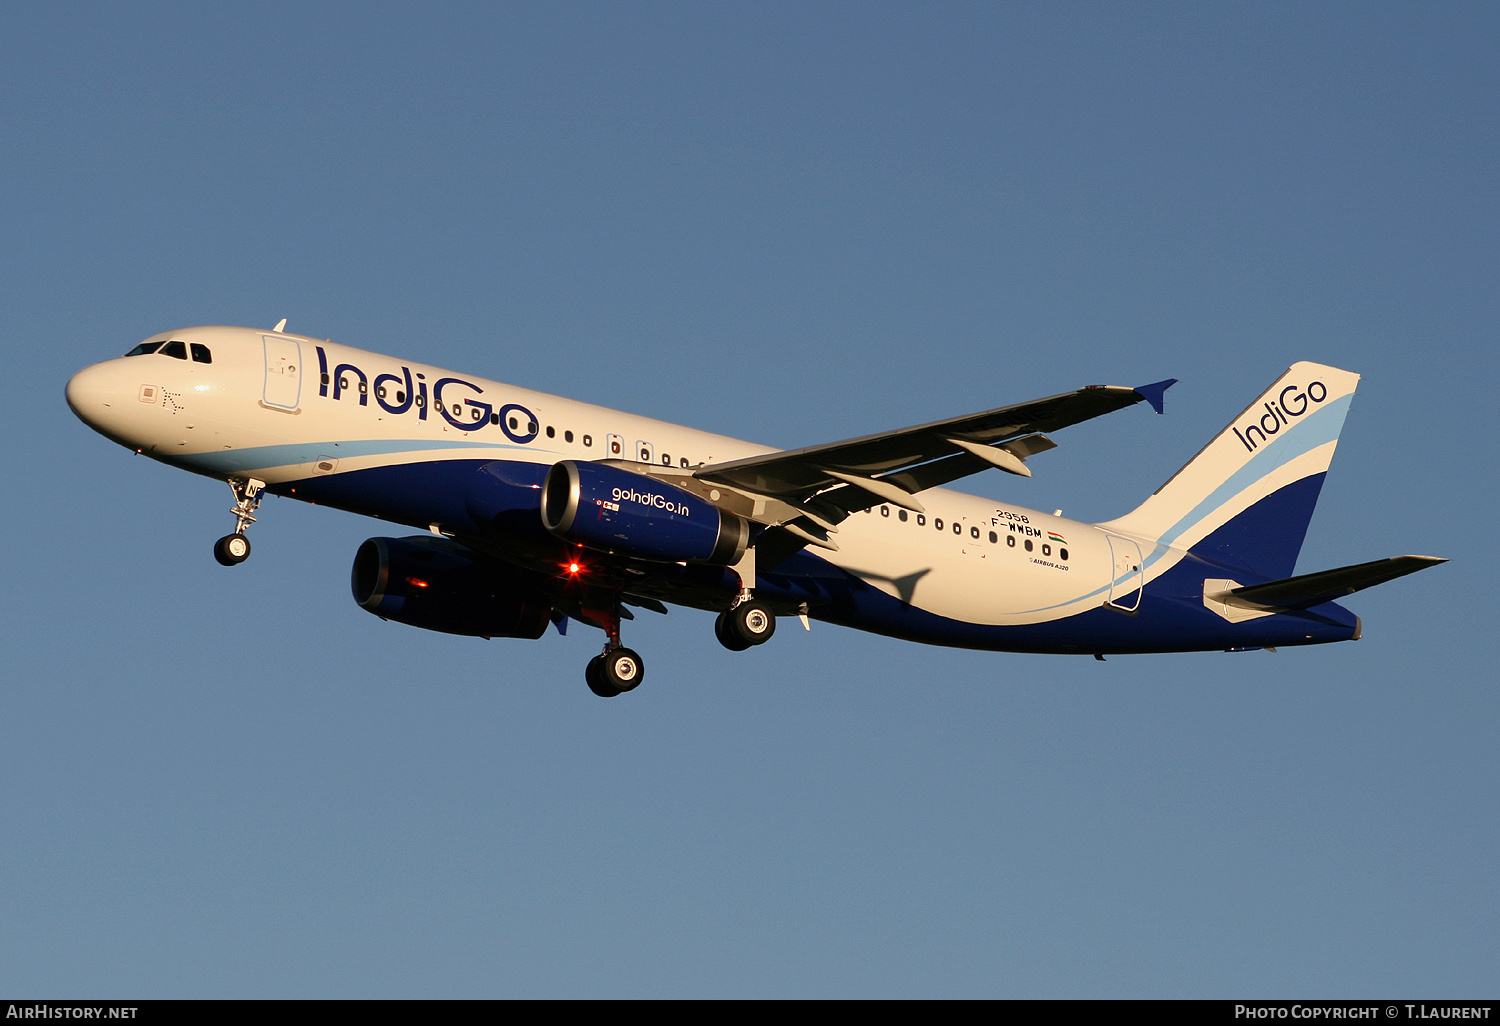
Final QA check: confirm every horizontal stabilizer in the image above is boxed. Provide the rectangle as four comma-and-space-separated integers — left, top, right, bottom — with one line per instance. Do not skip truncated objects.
1218, 555, 1447, 610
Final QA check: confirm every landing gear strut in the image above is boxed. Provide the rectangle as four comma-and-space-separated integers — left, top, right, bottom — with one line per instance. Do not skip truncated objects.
581, 597, 645, 698
214, 478, 265, 567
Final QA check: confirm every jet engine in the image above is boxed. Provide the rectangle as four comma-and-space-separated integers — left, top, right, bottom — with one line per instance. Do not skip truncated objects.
351, 536, 551, 638
541, 460, 749, 565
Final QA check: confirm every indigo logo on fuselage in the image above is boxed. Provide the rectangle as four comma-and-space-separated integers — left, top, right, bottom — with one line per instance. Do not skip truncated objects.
1232, 381, 1328, 452
315, 346, 537, 443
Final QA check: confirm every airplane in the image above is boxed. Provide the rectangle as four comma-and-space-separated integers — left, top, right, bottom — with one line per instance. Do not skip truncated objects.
66, 323, 1445, 697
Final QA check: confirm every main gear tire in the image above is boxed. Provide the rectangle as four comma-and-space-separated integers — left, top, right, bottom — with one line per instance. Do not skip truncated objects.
585, 655, 621, 698
600, 648, 644, 692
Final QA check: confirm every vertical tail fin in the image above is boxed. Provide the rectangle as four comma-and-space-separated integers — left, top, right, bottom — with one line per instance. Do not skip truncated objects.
1098, 363, 1360, 580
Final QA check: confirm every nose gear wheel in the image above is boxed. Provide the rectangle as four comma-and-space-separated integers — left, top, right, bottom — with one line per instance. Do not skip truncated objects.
214, 533, 251, 566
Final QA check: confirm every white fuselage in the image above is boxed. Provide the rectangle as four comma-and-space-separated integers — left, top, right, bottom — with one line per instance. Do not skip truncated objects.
67, 325, 1139, 629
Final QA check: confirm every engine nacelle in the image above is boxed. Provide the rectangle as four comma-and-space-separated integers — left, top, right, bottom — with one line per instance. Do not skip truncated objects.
351, 536, 551, 639
541, 460, 749, 565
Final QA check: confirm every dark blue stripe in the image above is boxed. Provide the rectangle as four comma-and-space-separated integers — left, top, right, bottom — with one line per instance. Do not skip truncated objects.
279, 458, 555, 546
279, 458, 1358, 655
758, 547, 1358, 654
1186, 473, 1327, 580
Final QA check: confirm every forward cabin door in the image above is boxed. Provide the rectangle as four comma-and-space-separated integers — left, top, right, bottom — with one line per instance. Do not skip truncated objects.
262, 336, 303, 411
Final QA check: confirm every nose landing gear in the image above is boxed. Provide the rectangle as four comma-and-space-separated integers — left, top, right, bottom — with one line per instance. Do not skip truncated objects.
213, 478, 265, 566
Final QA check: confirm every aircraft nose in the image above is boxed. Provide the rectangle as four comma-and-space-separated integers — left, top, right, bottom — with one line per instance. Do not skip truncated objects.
66, 359, 143, 446
66, 361, 118, 425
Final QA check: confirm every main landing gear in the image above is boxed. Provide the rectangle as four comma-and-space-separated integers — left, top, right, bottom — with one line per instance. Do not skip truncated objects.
213, 478, 265, 567
582, 597, 777, 698
714, 597, 776, 652
582, 599, 645, 699
586, 647, 645, 699
575, 560, 775, 699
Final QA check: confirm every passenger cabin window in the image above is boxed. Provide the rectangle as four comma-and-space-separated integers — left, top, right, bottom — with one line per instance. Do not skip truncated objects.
160, 341, 187, 359
125, 342, 163, 357
190, 343, 212, 364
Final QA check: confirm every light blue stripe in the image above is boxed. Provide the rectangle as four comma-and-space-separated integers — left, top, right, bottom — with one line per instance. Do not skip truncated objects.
1015, 394, 1352, 614
1157, 393, 1351, 551
179, 437, 545, 475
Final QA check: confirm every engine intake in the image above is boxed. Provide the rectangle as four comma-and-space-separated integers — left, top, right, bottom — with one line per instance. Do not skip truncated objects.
541, 460, 749, 565
351, 536, 551, 639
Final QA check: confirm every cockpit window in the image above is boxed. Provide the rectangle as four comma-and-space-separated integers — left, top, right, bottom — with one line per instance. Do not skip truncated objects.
125, 341, 163, 357
190, 343, 212, 364
160, 341, 188, 360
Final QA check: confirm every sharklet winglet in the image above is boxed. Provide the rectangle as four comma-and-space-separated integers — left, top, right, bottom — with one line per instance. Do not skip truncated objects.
1133, 378, 1177, 415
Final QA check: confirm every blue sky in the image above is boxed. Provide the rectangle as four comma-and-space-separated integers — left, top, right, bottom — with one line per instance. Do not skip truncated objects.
2, 1, 1495, 997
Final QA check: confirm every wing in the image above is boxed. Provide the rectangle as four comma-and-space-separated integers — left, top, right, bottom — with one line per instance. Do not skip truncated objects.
695, 378, 1176, 512
621, 377, 1174, 569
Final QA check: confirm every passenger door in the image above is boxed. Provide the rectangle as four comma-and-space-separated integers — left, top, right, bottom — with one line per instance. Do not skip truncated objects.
1106, 534, 1143, 612
262, 336, 302, 411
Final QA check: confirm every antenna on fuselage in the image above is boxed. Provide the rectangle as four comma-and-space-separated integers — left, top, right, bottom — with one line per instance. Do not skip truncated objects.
273, 318, 287, 332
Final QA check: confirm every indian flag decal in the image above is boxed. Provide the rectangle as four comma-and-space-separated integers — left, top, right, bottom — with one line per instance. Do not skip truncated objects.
1047, 531, 1066, 543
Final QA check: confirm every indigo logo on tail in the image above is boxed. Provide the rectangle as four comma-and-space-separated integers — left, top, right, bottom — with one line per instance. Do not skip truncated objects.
1232, 381, 1328, 452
